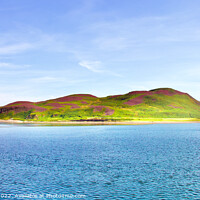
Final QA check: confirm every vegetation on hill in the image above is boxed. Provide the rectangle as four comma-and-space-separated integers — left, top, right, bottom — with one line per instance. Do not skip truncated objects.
0, 88, 200, 121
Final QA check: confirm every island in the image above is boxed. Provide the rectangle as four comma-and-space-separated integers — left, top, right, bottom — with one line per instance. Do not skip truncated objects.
0, 88, 200, 124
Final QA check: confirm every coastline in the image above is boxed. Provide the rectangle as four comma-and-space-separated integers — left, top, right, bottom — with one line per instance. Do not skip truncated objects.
0, 119, 200, 125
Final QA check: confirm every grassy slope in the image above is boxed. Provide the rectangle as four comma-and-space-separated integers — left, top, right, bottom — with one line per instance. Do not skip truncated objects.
0, 88, 200, 121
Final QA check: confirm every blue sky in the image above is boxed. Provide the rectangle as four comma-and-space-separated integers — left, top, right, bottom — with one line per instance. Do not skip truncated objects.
0, 0, 200, 105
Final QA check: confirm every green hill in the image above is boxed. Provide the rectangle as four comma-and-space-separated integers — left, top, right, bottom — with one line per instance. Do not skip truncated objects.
0, 88, 200, 121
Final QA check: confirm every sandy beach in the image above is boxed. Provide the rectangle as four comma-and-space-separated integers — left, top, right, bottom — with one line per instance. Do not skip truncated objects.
0, 119, 200, 125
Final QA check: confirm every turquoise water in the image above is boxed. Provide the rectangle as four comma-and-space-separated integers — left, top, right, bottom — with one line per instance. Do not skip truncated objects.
0, 124, 200, 199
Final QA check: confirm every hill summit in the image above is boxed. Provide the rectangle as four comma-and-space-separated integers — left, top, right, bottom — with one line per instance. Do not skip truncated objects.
0, 88, 200, 121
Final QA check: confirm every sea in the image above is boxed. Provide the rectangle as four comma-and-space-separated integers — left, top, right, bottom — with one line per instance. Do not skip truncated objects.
0, 123, 200, 199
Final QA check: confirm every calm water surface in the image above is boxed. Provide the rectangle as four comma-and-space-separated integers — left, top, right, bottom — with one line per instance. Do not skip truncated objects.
0, 124, 200, 199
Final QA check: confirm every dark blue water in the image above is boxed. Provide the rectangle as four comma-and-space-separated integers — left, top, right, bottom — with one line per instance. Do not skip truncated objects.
0, 124, 200, 199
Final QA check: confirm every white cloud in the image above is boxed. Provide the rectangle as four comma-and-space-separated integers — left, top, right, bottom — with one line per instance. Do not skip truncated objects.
0, 62, 30, 69
78, 60, 123, 77
79, 60, 103, 72
0, 43, 34, 55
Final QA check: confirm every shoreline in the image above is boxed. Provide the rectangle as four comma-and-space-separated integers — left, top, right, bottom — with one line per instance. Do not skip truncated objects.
0, 119, 200, 125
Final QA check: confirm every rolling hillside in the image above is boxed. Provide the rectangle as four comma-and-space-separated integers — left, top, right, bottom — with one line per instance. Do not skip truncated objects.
0, 88, 200, 121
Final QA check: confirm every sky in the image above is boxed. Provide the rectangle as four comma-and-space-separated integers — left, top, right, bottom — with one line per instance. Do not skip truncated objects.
0, 0, 200, 106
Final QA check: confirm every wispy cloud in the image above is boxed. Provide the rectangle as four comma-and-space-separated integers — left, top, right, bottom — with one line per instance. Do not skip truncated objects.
0, 62, 30, 69
86, 13, 200, 57
0, 43, 34, 55
0, 27, 69, 57
78, 60, 123, 77
29, 75, 89, 85
79, 60, 103, 72
30, 76, 63, 83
